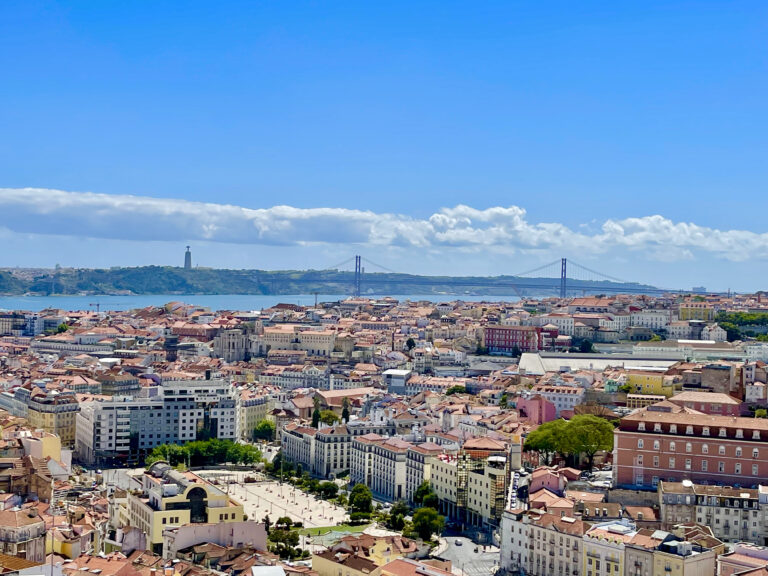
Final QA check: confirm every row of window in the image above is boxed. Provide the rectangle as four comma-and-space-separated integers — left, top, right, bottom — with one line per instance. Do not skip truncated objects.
638, 454, 760, 475
637, 438, 760, 458
636, 422, 762, 440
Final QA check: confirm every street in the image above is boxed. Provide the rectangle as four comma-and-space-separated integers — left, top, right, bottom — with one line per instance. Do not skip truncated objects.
437, 536, 500, 576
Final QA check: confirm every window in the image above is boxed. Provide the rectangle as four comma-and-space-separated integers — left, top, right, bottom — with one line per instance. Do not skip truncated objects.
719, 428, 727, 437
654, 440, 660, 450
686, 443, 692, 453
753, 464, 759, 476
670, 442, 676, 451
735, 463, 742, 474
719, 462, 725, 473
638, 439, 644, 449
753, 448, 759, 459
669, 457, 676, 468
719, 445, 726, 455
686, 426, 693, 435
670, 424, 677, 434
702, 444, 709, 454
736, 447, 742, 457
701, 460, 708, 471
638, 422, 645, 431
685, 459, 692, 470
702, 427, 710, 436
653, 456, 659, 467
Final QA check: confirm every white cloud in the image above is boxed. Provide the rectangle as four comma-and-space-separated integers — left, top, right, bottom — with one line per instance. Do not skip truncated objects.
0, 187, 765, 262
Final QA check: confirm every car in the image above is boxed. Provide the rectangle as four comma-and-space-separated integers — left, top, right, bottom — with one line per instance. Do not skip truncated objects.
454, 539, 463, 546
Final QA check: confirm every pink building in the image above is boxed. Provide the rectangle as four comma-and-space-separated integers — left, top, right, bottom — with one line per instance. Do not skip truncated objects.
517, 395, 557, 425
529, 467, 568, 495
614, 403, 768, 490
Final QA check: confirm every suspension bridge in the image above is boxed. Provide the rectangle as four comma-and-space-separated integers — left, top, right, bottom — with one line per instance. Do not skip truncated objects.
324, 255, 678, 298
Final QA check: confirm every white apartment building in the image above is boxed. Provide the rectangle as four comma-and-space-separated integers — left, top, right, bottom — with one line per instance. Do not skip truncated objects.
280, 424, 317, 473
526, 512, 589, 576
350, 433, 411, 502
529, 384, 585, 417
631, 310, 671, 331
75, 379, 237, 466
536, 314, 575, 336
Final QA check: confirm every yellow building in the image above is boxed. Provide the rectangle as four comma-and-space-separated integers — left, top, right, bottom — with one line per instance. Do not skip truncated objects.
678, 303, 714, 322
27, 388, 79, 449
583, 521, 635, 576
625, 394, 666, 410
238, 389, 272, 440
625, 370, 675, 397
313, 549, 381, 576
312, 535, 418, 576
126, 462, 244, 554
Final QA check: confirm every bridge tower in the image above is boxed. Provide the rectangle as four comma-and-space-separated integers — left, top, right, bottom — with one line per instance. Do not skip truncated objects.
354, 255, 362, 297
560, 258, 567, 299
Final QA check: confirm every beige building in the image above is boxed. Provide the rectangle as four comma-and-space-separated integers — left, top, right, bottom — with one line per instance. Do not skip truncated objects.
582, 521, 636, 576
125, 462, 244, 555
524, 511, 589, 576
256, 325, 336, 357
27, 388, 79, 449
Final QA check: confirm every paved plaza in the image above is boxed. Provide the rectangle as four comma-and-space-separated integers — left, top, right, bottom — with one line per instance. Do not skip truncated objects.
199, 470, 348, 528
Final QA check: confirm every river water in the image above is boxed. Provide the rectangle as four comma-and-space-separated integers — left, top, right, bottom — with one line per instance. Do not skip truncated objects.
0, 293, 521, 312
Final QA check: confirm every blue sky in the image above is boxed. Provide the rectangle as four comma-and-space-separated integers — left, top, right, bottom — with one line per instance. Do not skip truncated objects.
0, 1, 767, 291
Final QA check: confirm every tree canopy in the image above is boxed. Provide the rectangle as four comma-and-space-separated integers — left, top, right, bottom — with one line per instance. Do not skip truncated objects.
445, 385, 466, 395
408, 507, 444, 541
253, 419, 276, 441
145, 438, 261, 467
524, 415, 613, 468
319, 410, 340, 425
349, 483, 373, 514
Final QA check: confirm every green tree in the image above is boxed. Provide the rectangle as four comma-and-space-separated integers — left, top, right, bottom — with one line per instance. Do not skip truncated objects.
268, 528, 300, 558
253, 419, 276, 441
413, 481, 435, 506
499, 393, 508, 408
511, 345, 522, 357
56, 323, 69, 333
262, 514, 271, 533
312, 396, 321, 428
390, 500, 411, 518
318, 481, 339, 499
409, 507, 444, 541
319, 410, 340, 425
406, 338, 416, 351
578, 339, 595, 353
566, 414, 615, 470
341, 397, 350, 423
349, 483, 373, 514
445, 385, 466, 396
756, 408, 768, 419
523, 419, 569, 465
390, 513, 405, 530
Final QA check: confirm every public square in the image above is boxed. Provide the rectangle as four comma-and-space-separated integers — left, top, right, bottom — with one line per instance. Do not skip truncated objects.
198, 470, 348, 529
